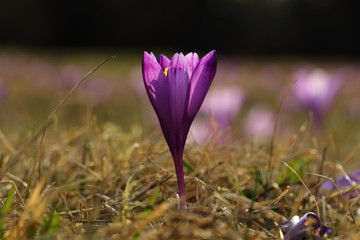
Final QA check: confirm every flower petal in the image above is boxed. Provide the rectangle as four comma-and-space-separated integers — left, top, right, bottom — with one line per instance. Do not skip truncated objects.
187, 50, 217, 120
281, 212, 332, 240
167, 53, 191, 151
142, 52, 173, 147
142, 52, 161, 100
157, 54, 170, 70
185, 52, 199, 76
319, 169, 360, 198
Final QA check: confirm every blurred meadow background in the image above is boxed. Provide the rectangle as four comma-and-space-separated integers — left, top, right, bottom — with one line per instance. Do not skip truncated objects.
1, 1, 360, 239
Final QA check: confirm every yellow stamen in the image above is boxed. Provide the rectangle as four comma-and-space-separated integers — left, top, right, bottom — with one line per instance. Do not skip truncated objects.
164, 67, 169, 77
304, 216, 317, 226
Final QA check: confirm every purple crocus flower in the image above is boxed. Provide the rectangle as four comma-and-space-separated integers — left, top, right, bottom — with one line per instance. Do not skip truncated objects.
201, 85, 245, 131
281, 212, 331, 240
187, 85, 244, 146
319, 169, 360, 198
187, 118, 213, 145
243, 106, 275, 142
142, 50, 217, 209
293, 68, 343, 127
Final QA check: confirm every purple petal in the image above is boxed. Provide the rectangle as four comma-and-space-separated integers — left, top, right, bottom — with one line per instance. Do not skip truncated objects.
281, 212, 331, 239
157, 54, 170, 70
337, 169, 360, 188
201, 86, 245, 130
283, 212, 320, 239
293, 68, 344, 118
318, 225, 332, 237
167, 53, 191, 149
319, 169, 360, 198
243, 107, 275, 142
187, 50, 217, 120
142, 52, 161, 100
150, 52, 156, 58
142, 52, 173, 147
184, 52, 199, 75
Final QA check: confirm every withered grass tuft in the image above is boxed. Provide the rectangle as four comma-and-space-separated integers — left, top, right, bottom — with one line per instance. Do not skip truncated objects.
0, 53, 359, 239
0, 118, 359, 239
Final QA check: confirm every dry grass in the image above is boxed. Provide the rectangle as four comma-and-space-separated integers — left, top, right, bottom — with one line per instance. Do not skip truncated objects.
0, 52, 359, 239
0, 118, 359, 239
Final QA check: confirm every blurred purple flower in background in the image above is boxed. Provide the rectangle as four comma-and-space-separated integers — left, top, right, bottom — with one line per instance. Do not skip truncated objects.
319, 169, 360, 198
201, 85, 245, 131
187, 85, 245, 145
58, 65, 85, 90
58, 65, 114, 104
0, 53, 115, 105
23, 60, 58, 89
281, 212, 331, 240
293, 68, 344, 127
187, 118, 213, 145
142, 50, 217, 209
0, 54, 59, 90
243, 106, 275, 142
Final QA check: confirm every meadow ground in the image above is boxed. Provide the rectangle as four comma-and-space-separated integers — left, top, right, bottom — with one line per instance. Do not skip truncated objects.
0, 50, 359, 239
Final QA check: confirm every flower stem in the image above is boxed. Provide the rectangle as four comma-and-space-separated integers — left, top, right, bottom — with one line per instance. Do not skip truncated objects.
173, 154, 186, 209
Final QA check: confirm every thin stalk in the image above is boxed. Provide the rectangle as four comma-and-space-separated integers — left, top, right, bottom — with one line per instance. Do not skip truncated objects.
173, 152, 186, 209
